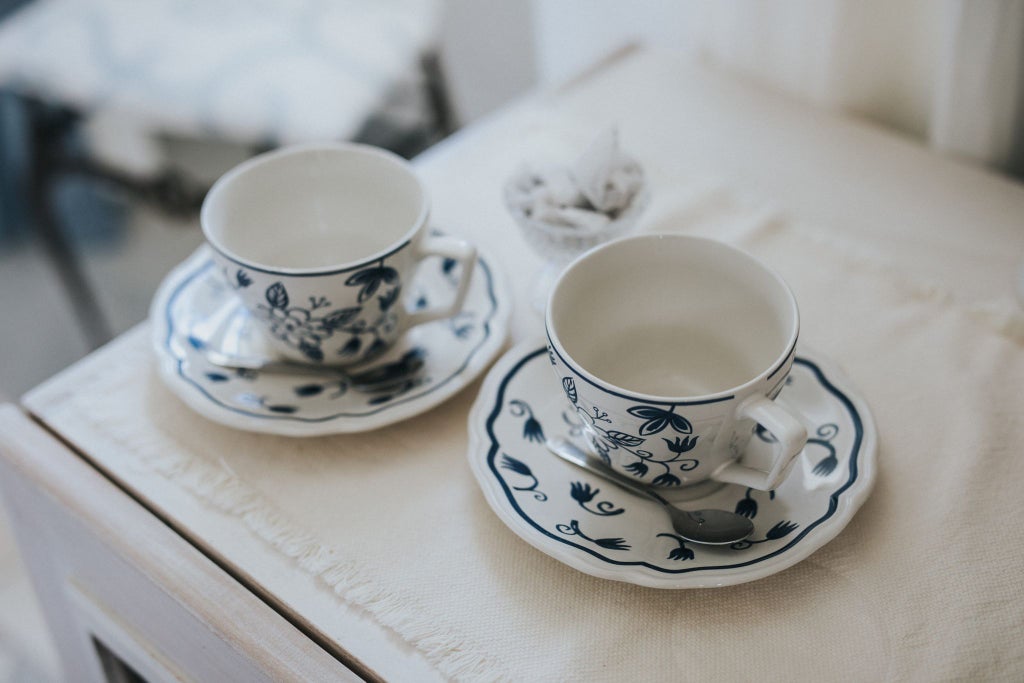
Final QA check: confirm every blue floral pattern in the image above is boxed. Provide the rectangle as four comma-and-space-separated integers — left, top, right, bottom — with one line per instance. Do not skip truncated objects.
734, 488, 775, 519
245, 258, 402, 363
569, 481, 625, 516
555, 520, 631, 551
500, 454, 547, 501
509, 399, 545, 443
560, 378, 700, 489
187, 342, 427, 414
657, 534, 695, 561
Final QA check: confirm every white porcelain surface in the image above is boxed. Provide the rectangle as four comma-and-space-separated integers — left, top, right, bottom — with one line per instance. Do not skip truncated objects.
150, 243, 509, 436
467, 339, 876, 589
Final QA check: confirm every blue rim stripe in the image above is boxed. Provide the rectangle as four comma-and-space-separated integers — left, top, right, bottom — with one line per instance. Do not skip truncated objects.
163, 255, 498, 421
209, 238, 413, 277
766, 342, 797, 382
486, 348, 863, 574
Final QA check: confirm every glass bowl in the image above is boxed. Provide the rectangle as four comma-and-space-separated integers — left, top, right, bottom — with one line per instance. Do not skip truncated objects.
504, 178, 650, 312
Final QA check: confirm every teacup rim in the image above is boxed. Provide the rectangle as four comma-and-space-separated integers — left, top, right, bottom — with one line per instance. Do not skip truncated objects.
200, 141, 430, 276
544, 233, 800, 404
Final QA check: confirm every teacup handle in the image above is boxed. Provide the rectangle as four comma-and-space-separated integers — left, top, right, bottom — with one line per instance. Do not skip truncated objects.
713, 395, 807, 490
401, 233, 478, 331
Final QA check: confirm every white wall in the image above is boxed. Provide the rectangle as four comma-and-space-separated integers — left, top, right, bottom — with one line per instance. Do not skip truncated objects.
438, 0, 537, 125
530, 1, 691, 86
529, 0, 945, 142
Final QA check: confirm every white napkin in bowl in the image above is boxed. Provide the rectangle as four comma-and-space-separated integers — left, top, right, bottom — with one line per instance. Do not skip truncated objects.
506, 127, 645, 231
571, 127, 644, 213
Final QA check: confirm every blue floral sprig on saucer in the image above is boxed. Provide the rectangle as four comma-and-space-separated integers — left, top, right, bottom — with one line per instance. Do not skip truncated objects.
569, 481, 625, 516
500, 454, 548, 501
509, 399, 545, 444
729, 520, 800, 550
556, 519, 630, 551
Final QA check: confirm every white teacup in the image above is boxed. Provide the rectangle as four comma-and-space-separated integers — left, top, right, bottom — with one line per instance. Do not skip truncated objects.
546, 234, 807, 495
201, 143, 477, 366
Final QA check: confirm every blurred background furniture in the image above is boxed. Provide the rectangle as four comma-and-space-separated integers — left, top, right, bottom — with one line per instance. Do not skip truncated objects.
0, 0, 449, 349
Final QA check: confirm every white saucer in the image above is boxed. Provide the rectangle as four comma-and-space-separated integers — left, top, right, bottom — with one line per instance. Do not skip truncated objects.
151, 243, 510, 436
467, 339, 876, 588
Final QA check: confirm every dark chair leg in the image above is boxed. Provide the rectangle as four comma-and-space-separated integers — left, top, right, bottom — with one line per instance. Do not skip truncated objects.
26, 99, 114, 350
422, 50, 458, 138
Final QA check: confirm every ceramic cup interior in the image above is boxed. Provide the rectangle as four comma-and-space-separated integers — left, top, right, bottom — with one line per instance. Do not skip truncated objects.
547, 234, 798, 398
201, 143, 427, 271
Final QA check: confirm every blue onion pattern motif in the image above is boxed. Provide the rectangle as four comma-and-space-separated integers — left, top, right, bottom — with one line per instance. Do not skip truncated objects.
605, 431, 645, 447
734, 488, 775, 519
509, 399, 545, 443
729, 520, 799, 550
500, 454, 548, 501
809, 423, 840, 476
663, 435, 699, 454
627, 405, 693, 437
657, 533, 695, 561
567, 400, 700, 488
622, 460, 648, 477
556, 520, 630, 550
569, 481, 624, 516
252, 266, 402, 362
257, 282, 332, 361
345, 261, 399, 303
194, 346, 428, 412
561, 377, 577, 404
651, 472, 682, 487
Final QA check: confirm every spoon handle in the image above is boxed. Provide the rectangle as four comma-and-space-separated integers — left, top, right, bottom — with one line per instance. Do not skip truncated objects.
546, 438, 670, 505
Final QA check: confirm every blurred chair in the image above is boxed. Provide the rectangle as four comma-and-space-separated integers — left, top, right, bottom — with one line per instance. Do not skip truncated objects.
0, 0, 447, 348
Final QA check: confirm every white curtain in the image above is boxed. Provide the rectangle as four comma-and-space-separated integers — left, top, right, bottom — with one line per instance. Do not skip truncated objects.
530, 0, 1024, 176
930, 0, 1024, 174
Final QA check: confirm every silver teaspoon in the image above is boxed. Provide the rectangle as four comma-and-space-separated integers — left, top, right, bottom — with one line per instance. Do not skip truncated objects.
546, 438, 754, 546
199, 346, 425, 392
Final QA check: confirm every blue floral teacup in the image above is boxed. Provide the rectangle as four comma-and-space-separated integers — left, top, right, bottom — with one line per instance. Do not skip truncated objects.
201, 143, 477, 366
546, 234, 807, 497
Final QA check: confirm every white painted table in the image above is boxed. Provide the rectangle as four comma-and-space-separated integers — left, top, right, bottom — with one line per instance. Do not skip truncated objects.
3, 47, 1023, 681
